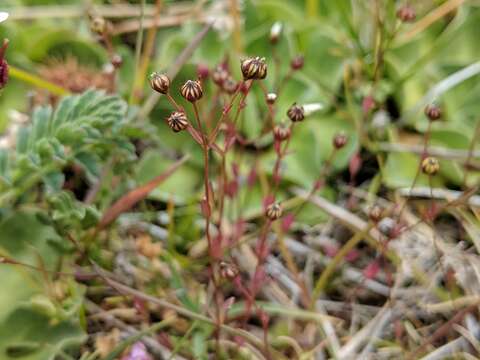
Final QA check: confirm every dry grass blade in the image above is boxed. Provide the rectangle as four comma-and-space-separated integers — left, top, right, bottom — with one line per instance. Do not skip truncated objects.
98, 155, 189, 229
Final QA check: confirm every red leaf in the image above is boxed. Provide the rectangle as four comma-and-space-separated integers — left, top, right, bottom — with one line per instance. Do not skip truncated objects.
98, 155, 189, 229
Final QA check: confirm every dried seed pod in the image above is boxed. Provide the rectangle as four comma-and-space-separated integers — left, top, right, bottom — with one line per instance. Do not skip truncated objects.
269, 22, 282, 44
424, 104, 442, 121
421, 156, 440, 175
333, 132, 348, 149
266, 202, 283, 221
180, 80, 203, 102
166, 111, 188, 132
219, 261, 239, 280
287, 103, 305, 122
273, 123, 291, 141
368, 205, 384, 223
240, 57, 267, 80
212, 65, 229, 86
150, 72, 170, 94
291, 55, 304, 70
197, 63, 210, 80
396, 5, 416, 22
110, 54, 123, 69
222, 76, 238, 95
266, 93, 277, 105
90, 16, 107, 35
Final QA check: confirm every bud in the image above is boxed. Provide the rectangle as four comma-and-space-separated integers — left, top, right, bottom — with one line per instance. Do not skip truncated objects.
421, 156, 440, 176
424, 104, 441, 121
0, 39, 9, 90
291, 55, 304, 70
273, 123, 291, 142
333, 132, 348, 149
197, 63, 210, 80
287, 103, 305, 122
266, 202, 283, 221
166, 111, 189, 132
150, 72, 170, 94
212, 65, 229, 86
110, 54, 123, 69
219, 261, 239, 280
269, 22, 282, 44
240, 57, 267, 80
396, 5, 416, 22
368, 205, 383, 223
180, 80, 203, 102
90, 16, 107, 34
266, 93, 277, 105
222, 77, 238, 95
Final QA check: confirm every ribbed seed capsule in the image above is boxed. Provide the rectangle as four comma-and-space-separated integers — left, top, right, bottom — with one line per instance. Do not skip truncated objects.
421, 157, 440, 175
273, 123, 291, 141
150, 72, 170, 94
266, 93, 277, 105
424, 104, 442, 121
287, 103, 305, 122
241, 57, 267, 80
222, 77, 238, 95
219, 261, 239, 280
212, 65, 229, 86
266, 202, 283, 220
368, 205, 383, 223
333, 132, 348, 149
166, 111, 188, 132
291, 55, 304, 70
396, 5, 416, 22
180, 80, 203, 102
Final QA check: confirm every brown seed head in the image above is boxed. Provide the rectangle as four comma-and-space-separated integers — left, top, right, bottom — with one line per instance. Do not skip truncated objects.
212, 65, 229, 86
424, 104, 442, 121
166, 111, 189, 132
110, 54, 123, 69
396, 5, 416, 22
333, 132, 348, 149
197, 63, 210, 80
222, 77, 238, 95
180, 80, 203, 102
287, 103, 305, 122
266, 202, 283, 221
421, 156, 440, 176
150, 72, 170, 94
273, 123, 291, 142
368, 205, 384, 223
266, 93, 277, 105
241, 57, 267, 80
90, 17, 107, 34
291, 55, 304, 70
219, 261, 239, 280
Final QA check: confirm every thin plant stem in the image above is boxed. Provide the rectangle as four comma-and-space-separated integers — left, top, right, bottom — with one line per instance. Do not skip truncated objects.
129, 0, 146, 104
9, 65, 70, 96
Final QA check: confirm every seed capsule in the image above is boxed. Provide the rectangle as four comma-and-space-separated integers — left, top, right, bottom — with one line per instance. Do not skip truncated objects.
110, 54, 123, 69
219, 261, 239, 280
368, 205, 384, 223
222, 76, 238, 95
266, 93, 277, 105
424, 104, 442, 121
287, 103, 305, 122
180, 80, 203, 102
90, 17, 107, 34
241, 57, 267, 80
421, 156, 440, 176
273, 123, 291, 141
166, 111, 188, 132
269, 22, 282, 44
333, 132, 348, 149
197, 63, 209, 80
291, 55, 304, 70
266, 202, 283, 221
212, 65, 229, 86
396, 5, 416, 22
150, 72, 170, 94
